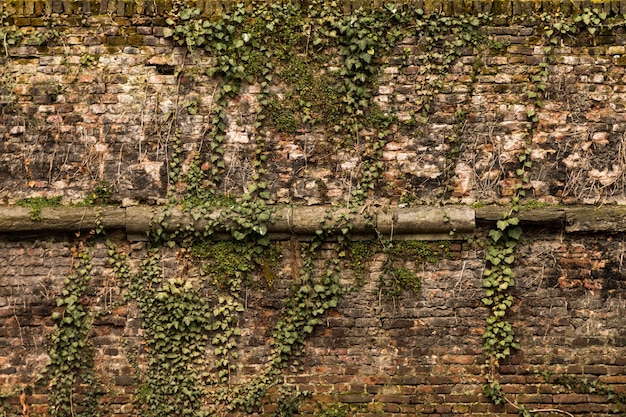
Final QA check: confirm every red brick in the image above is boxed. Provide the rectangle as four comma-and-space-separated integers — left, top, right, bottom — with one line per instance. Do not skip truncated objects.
553, 394, 588, 404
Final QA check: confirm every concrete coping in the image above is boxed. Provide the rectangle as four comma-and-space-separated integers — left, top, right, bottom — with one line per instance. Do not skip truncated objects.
0, 204, 623, 240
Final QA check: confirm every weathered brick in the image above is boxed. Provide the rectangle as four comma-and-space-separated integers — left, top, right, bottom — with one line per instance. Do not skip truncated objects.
0, 10, 625, 417
553, 394, 589, 403
338, 394, 371, 403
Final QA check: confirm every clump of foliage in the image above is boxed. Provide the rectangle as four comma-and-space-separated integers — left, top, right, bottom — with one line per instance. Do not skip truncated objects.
79, 180, 113, 206
16, 196, 62, 221
41, 244, 103, 417
108, 247, 211, 417
347, 239, 452, 299
379, 240, 451, 298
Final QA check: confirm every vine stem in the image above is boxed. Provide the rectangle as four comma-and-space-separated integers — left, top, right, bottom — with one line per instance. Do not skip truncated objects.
503, 394, 575, 417
19, 391, 28, 417
69, 390, 75, 417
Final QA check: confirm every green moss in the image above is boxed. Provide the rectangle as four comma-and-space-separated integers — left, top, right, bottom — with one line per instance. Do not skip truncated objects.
348, 240, 451, 299
76, 180, 113, 206
362, 107, 397, 131
191, 241, 254, 285
315, 403, 348, 417
190, 240, 281, 288
387, 240, 450, 264
399, 192, 417, 207
523, 199, 553, 210
315, 179, 329, 203
15, 196, 62, 221
348, 240, 382, 281
487, 38, 510, 53
377, 241, 452, 298
180, 182, 238, 211
380, 266, 421, 298
266, 96, 299, 133
264, 56, 343, 133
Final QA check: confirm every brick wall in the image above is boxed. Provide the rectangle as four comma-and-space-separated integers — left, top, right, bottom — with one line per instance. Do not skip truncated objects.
1, 230, 625, 415
2, 8, 626, 205
1, 1, 626, 416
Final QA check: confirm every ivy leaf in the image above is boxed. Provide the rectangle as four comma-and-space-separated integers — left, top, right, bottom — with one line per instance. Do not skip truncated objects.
489, 229, 503, 243
508, 227, 522, 240
253, 224, 268, 236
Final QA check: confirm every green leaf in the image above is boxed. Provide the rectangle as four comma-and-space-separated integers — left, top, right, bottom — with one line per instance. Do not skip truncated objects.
508, 226, 522, 240
489, 229, 503, 243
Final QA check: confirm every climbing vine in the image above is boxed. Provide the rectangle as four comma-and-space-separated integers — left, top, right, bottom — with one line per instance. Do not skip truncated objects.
163, 1, 488, 207
107, 243, 213, 417
0, 8, 64, 54
481, 7, 619, 414
40, 241, 102, 417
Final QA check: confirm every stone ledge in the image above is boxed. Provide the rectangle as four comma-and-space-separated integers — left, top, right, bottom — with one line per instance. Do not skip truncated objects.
0, 205, 475, 240
475, 206, 566, 224
1, 205, 625, 239
476, 205, 626, 233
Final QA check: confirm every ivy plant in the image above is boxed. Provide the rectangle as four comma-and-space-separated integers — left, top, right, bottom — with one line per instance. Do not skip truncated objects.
40, 243, 102, 417
107, 245, 211, 417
